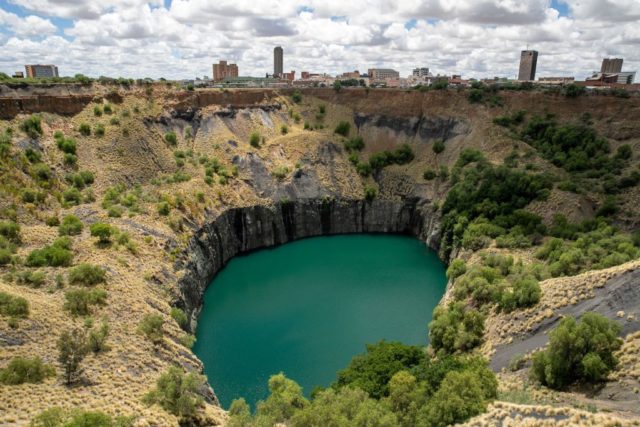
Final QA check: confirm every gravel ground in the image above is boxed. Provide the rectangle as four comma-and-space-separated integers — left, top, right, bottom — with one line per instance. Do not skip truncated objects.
491, 267, 640, 371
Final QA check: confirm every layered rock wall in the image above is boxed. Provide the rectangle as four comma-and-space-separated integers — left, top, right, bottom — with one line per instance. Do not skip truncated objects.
176, 197, 441, 330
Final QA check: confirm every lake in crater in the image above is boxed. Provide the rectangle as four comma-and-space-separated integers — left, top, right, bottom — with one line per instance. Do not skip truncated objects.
193, 234, 447, 408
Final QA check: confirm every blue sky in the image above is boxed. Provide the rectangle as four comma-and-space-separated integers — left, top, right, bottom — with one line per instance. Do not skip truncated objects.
0, 0, 638, 80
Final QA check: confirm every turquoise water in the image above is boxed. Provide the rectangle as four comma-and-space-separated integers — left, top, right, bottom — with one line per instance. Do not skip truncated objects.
193, 234, 447, 409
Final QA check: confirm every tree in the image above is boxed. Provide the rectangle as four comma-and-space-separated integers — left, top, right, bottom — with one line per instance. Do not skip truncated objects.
255, 373, 309, 424
418, 370, 489, 427
143, 366, 206, 421
429, 302, 485, 354
334, 340, 423, 398
57, 328, 88, 385
290, 386, 397, 427
90, 222, 113, 244
333, 80, 342, 92
531, 312, 622, 389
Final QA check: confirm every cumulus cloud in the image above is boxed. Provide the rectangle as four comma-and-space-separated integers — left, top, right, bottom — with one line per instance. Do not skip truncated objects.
0, 9, 56, 37
0, 0, 639, 80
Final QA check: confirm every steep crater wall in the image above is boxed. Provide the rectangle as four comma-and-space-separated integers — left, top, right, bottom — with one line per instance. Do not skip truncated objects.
175, 197, 442, 331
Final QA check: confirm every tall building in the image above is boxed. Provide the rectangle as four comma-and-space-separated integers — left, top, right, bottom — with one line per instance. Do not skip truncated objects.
517, 50, 538, 81
212, 60, 238, 81
368, 68, 400, 80
413, 67, 430, 77
24, 64, 59, 78
274, 46, 283, 78
601, 58, 623, 74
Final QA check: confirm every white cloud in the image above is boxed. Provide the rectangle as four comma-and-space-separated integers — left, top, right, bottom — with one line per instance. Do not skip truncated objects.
0, 9, 56, 36
0, 0, 639, 80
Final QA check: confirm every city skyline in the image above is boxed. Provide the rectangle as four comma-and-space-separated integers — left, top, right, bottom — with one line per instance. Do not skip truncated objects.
0, 0, 639, 80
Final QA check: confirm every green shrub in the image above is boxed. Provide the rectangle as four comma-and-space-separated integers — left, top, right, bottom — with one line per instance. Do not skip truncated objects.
107, 205, 124, 218
615, 144, 632, 160
90, 222, 113, 244
103, 104, 113, 114
58, 215, 83, 236
79, 123, 91, 136
94, 105, 103, 116
563, 84, 585, 98
280, 124, 288, 135
94, 124, 105, 137
24, 147, 42, 163
164, 131, 177, 145
499, 277, 541, 312
0, 357, 54, 385
319, 104, 326, 114
62, 187, 82, 205
45, 215, 60, 227
56, 136, 77, 154
334, 121, 351, 137
65, 171, 94, 189
0, 220, 20, 242
143, 366, 205, 420
531, 313, 622, 389
423, 169, 437, 180
16, 270, 46, 287
64, 153, 78, 166
0, 291, 29, 317
467, 89, 483, 103
272, 165, 290, 180
21, 188, 45, 204
88, 321, 110, 353
0, 248, 12, 265
364, 185, 377, 201
68, 263, 106, 286
535, 223, 639, 276
26, 238, 73, 267
179, 334, 196, 349
429, 302, 485, 354
157, 201, 171, 216
21, 115, 43, 138
64, 289, 107, 316
170, 307, 188, 329
344, 136, 365, 152
31, 163, 52, 185
291, 90, 302, 103
433, 140, 445, 154
249, 132, 260, 148
446, 259, 467, 281
138, 313, 164, 343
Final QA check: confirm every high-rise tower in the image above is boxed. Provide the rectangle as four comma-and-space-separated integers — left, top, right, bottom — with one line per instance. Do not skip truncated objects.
274, 46, 283, 78
518, 50, 538, 81
601, 58, 623, 74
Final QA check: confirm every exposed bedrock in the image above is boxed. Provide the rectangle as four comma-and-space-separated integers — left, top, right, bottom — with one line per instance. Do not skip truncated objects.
175, 197, 442, 332
354, 113, 470, 142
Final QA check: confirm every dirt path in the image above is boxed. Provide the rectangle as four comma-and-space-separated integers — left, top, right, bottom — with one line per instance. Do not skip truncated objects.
490, 267, 640, 371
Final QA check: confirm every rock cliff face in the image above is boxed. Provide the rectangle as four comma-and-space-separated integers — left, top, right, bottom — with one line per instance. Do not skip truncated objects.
176, 197, 441, 331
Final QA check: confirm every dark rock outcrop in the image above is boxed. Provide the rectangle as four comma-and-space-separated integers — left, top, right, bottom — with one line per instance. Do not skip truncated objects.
354, 113, 470, 142
175, 197, 441, 331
